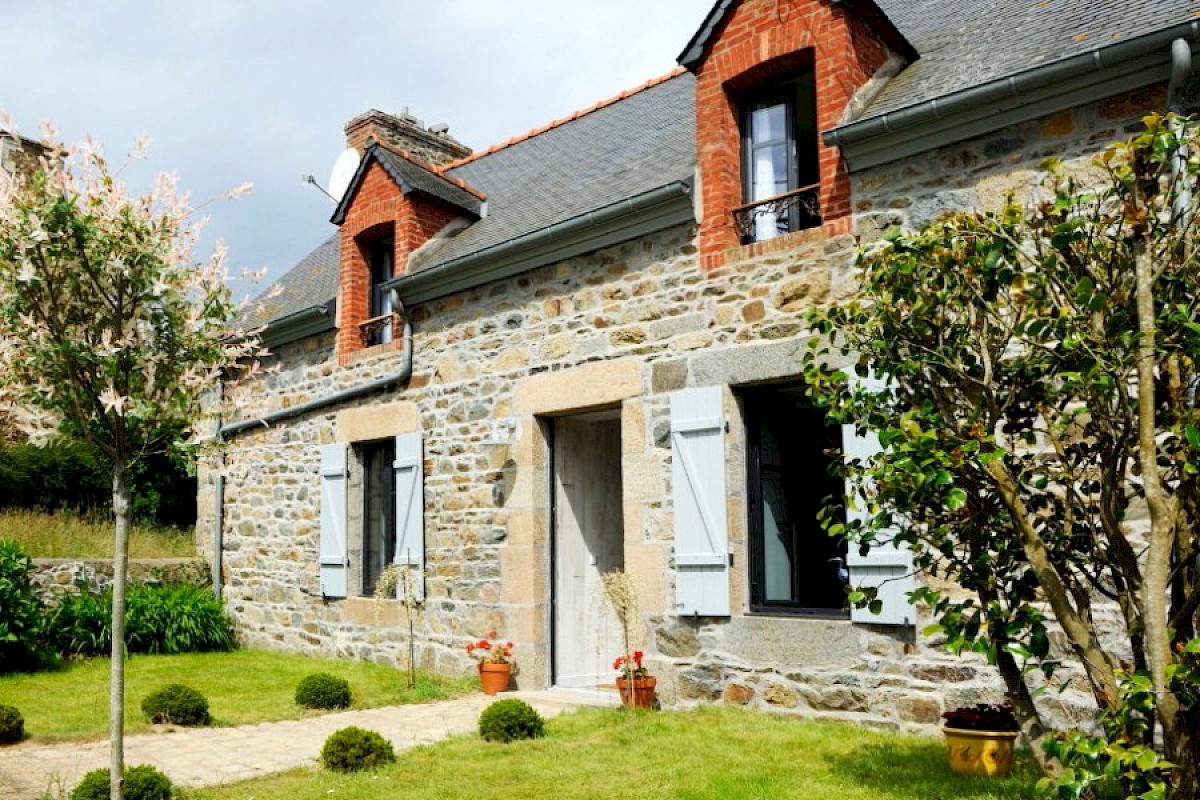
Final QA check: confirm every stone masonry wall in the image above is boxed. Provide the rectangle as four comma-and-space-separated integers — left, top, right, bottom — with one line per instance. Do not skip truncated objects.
201, 85, 1169, 730
30, 558, 210, 601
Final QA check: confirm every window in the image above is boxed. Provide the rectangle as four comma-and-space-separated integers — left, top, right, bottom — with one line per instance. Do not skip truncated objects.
743, 387, 847, 615
366, 238, 393, 346
737, 72, 819, 242
360, 439, 396, 595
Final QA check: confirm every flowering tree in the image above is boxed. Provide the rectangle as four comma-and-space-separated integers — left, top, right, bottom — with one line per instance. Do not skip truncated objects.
0, 122, 262, 800
804, 114, 1200, 799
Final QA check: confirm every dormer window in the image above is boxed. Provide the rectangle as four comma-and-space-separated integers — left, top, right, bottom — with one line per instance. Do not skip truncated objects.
364, 238, 394, 346
735, 71, 820, 243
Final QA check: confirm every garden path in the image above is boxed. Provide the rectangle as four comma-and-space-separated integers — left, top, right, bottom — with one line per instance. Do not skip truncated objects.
0, 689, 609, 799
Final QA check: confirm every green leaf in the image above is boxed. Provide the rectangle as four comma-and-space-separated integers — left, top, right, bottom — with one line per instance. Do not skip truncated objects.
945, 488, 968, 511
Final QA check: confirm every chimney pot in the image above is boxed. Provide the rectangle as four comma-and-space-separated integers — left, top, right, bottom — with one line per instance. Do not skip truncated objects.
343, 108, 471, 166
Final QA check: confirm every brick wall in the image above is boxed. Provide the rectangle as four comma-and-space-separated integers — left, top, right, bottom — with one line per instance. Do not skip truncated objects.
335, 159, 463, 363
692, 0, 891, 265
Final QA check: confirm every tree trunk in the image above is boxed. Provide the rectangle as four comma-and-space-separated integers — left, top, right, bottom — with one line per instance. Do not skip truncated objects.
109, 463, 130, 800
1133, 242, 1186, 769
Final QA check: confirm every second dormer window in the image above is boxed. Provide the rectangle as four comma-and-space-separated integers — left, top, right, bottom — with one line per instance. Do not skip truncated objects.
737, 71, 820, 243
367, 238, 394, 346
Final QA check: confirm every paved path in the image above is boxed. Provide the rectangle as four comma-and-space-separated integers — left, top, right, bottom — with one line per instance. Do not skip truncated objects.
0, 690, 610, 799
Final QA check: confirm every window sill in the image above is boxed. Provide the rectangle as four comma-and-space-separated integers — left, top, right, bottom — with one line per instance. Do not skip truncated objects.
746, 606, 851, 622
700, 216, 854, 271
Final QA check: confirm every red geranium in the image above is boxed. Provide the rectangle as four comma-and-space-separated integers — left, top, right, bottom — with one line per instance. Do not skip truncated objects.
466, 630, 514, 665
612, 649, 649, 678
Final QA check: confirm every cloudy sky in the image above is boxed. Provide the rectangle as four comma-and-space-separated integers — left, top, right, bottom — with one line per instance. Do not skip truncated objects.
0, 1, 704, 299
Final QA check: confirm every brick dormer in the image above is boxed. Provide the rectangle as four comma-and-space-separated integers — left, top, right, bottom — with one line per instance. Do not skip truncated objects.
679, 0, 915, 266
331, 140, 484, 363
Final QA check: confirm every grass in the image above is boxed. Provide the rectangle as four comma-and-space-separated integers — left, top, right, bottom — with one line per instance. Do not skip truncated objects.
0, 650, 474, 742
0, 509, 195, 558
194, 706, 1038, 800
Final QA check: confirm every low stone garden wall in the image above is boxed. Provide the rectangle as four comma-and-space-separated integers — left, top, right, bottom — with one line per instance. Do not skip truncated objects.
30, 558, 210, 600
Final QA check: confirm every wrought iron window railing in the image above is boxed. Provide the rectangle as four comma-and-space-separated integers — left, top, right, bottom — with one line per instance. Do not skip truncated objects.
732, 183, 821, 243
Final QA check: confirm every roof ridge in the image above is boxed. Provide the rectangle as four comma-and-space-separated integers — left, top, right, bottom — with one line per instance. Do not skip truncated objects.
438, 66, 688, 172
373, 142, 487, 199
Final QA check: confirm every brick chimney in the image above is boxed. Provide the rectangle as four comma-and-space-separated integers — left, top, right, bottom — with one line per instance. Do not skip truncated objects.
344, 108, 471, 166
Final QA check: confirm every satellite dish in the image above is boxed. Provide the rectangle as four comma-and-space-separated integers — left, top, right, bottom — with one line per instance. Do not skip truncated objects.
328, 148, 361, 202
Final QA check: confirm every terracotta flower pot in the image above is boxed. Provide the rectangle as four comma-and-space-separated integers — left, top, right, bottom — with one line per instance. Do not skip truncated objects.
616, 675, 656, 709
944, 727, 1019, 777
478, 662, 511, 695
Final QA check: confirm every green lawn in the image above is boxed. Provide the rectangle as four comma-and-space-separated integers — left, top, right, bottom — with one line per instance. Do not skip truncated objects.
194, 706, 1038, 800
0, 650, 474, 741
0, 509, 195, 558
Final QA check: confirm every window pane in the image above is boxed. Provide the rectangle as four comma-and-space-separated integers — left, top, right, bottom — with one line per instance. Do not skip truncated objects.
762, 473, 793, 602
750, 102, 786, 144
362, 441, 396, 594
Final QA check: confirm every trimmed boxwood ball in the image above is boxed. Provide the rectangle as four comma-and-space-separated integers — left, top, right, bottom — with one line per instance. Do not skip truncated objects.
0, 705, 24, 744
478, 698, 545, 743
295, 672, 352, 710
320, 726, 396, 773
71, 764, 173, 800
141, 684, 210, 726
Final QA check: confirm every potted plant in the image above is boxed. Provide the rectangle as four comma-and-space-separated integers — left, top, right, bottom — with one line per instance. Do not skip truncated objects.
602, 569, 656, 709
942, 702, 1021, 777
613, 650, 656, 708
466, 631, 513, 695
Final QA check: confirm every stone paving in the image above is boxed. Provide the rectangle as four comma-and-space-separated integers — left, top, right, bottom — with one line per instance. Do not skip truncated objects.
0, 689, 608, 800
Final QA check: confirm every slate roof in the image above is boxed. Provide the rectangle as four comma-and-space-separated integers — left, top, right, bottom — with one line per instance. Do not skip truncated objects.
413, 70, 695, 269
866, 0, 1200, 118
247, 234, 337, 328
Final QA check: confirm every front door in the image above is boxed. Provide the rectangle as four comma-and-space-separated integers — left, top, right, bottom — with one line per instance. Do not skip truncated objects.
552, 412, 624, 689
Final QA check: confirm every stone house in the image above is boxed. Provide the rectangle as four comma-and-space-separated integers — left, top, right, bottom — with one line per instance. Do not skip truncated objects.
200, 0, 1200, 728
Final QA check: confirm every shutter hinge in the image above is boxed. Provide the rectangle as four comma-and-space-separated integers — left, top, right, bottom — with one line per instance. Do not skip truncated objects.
728, 552, 735, 567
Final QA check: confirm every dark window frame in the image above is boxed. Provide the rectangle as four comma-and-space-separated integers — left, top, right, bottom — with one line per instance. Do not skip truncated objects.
737, 70, 820, 243
743, 388, 848, 618
366, 237, 394, 347
360, 438, 396, 596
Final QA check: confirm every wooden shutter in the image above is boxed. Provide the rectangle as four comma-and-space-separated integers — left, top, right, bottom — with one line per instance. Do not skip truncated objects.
842, 372, 916, 626
671, 386, 730, 617
318, 444, 349, 598
393, 432, 424, 601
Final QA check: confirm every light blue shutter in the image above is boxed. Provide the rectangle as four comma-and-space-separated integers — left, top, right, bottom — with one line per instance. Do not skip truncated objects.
843, 372, 916, 626
671, 386, 730, 616
318, 444, 349, 598
393, 432, 424, 601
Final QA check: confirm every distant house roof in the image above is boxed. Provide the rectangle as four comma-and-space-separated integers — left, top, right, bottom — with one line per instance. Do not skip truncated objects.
256, 0, 1200, 331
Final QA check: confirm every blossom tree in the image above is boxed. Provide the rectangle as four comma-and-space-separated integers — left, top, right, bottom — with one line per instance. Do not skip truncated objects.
804, 114, 1200, 798
0, 121, 263, 800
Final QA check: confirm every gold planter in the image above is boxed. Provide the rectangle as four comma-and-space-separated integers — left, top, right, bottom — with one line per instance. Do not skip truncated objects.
944, 727, 1019, 777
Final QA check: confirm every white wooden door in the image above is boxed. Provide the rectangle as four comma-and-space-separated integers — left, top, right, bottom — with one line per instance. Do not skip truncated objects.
553, 416, 624, 689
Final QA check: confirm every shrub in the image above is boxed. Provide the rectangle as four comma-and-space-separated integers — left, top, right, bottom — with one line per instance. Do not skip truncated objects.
320, 726, 396, 773
295, 673, 352, 709
50, 584, 237, 658
0, 705, 24, 744
71, 764, 173, 800
47, 587, 110, 657
141, 684, 210, 726
125, 584, 237, 654
0, 538, 49, 671
478, 698, 545, 743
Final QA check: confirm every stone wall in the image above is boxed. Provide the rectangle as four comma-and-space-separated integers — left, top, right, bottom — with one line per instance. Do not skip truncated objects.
30, 558, 210, 601
201, 86, 1169, 729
